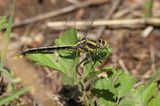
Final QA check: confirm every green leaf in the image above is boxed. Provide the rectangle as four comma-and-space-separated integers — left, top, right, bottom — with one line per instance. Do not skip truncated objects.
91, 68, 137, 106
0, 0, 15, 80
119, 98, 135, 106
140, 82, 157, 105
120, 82, 157, 106
147, 68, 160, 85
0, 3, 14, 66
27, 28, 79, 84
1, 68, 14, 83
92, 78, 117, 106
28, 54, 58, 69
0, 87, 28, 105
148, 95, 160, 106
116, 72, 136, 97
60, 74, 76, 84
144, 0, 152, 18
55, 28, 77, 46
0, 16, 8, 31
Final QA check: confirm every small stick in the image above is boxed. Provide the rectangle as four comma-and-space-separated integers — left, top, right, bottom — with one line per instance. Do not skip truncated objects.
118, 59, 129, 75
141, 26, 154, 38
113, 5, 138, 18
150, 45, 156, 73
46, 18, 160, 28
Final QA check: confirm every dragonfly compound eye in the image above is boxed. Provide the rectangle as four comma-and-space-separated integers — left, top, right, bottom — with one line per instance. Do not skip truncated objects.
98, 39, 107, 48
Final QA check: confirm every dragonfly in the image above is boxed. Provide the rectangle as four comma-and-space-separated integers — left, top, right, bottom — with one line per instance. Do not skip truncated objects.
21, 39, 107, 56
20, 13, 109, 76
20, 37, 108, 71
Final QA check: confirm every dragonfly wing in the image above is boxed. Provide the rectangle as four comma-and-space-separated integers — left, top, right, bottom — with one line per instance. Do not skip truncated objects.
80, 9, 101, 40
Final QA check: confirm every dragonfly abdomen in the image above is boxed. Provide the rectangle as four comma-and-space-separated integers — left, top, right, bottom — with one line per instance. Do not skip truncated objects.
21, 45, 76, 56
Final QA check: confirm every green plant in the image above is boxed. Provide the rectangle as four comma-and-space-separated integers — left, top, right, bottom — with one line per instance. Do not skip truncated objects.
144, 0, 152, 18
0, 1, 28, 105
26, 28, 160, 106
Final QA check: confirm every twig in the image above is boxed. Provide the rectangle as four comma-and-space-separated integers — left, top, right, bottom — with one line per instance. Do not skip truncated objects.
66, 0, 81, 5
46, 18, 160, 29
141, 26, 154, 37
12, 0, 109, 27
150, 45, 155, 72
113, 5, 138, 18
133, 81, 144, 89
118, 59, 129, 74
112, 71, 122, 85
96, 0, 122, 39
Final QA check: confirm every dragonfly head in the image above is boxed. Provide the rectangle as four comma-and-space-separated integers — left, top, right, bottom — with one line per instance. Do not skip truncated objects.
97, 39, 108, 49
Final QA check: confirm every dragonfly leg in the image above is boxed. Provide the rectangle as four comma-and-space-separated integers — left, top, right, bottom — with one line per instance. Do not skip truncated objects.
76, 56, 88, 76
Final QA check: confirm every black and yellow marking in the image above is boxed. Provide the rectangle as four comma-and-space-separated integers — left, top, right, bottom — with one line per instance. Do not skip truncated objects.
20, 38, 107, 56
21, 45, 76, 56
75, 38, 107, 53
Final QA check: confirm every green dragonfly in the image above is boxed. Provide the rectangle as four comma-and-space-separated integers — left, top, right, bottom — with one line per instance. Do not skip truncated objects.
20, 15, 110, 79
21, 36, 108, 71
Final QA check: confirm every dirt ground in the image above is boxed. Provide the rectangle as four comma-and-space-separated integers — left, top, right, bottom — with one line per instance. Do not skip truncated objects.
0, 0, 160, 106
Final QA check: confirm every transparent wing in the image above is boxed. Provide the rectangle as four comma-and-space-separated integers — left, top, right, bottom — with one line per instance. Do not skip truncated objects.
79, 9, 100, 40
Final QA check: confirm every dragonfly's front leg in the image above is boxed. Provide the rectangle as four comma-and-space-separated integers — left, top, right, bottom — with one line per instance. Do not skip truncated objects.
76, 56, 88, 76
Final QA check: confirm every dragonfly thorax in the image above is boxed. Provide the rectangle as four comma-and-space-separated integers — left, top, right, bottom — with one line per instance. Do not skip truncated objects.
75, 38, 107, 53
